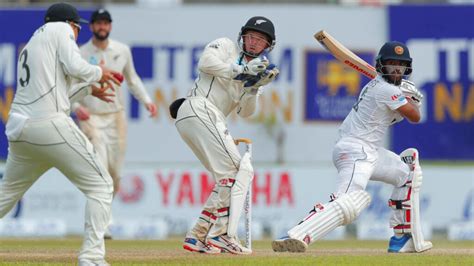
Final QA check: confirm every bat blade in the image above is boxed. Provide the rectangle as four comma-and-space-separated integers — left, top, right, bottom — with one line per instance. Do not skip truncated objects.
314, 30, 377, 79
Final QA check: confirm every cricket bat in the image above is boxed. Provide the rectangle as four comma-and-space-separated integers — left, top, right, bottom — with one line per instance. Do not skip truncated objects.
314, 30, 377, 79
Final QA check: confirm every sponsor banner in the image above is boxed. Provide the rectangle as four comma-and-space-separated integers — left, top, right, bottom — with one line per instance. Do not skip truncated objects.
5, 165, 473, 237
109, 219, 169, 240
357, 221, 432, 241
0, 218, 67, 237
112, 167, 319, 236
448, 222, 474, 240
0, 6, 385, 163
304, 50, 374, 121
389, 5, 474, 159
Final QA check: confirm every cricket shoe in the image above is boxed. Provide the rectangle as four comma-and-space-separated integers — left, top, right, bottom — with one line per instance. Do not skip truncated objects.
78, 259, 110, 266
284, 237, 308, 253
183, 236, 221, 254
388, 234, 415, 253
104, 229, 113, 240
208, 234, 252, 254
272, 236, 289, 252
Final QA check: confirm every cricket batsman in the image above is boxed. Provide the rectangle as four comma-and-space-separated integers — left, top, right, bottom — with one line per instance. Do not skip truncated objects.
272, 41, 433, 254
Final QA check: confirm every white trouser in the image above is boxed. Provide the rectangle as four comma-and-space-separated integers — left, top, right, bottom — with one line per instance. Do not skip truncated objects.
176, 97, 242, 239
332, 137, 410, 229
78, 111, 127, 194
0, 115, 113, 261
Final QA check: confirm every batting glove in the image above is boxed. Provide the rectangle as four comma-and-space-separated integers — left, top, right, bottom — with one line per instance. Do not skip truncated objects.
400, 79, 423, 107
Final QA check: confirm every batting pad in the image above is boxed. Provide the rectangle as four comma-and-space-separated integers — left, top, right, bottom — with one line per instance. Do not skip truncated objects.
399, 148, 433, 252
288, 190, 371, 245
227, 151, 253, 238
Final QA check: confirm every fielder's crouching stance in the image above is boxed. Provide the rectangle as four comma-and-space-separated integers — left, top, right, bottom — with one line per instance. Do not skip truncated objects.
170, 16, 279, 254
272, 41, 432, 254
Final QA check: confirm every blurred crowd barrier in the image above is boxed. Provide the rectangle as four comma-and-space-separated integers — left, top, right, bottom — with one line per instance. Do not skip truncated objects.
1, 163, 472, 240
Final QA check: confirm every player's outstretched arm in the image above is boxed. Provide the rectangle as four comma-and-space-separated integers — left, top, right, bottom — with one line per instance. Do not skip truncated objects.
145, 102, 158, 117
397, 100, 420, 123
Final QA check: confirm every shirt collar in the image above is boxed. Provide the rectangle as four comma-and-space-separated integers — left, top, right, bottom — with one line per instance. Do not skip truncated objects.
90, 39, 114, 52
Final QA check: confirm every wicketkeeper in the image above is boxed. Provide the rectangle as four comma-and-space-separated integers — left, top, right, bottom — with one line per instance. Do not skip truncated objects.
170, 16, 279, 254
272, 41, 432, 254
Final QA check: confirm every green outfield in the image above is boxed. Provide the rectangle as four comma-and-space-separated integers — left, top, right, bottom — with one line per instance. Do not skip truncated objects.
0, 238, 473, 265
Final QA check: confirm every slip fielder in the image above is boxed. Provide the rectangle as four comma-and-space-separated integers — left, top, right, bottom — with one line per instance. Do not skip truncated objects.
0, 3, 120, 266
73, 9, 157, 239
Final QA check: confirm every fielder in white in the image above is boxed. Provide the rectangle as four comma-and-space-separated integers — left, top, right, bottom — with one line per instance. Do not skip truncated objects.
171, 16, 279, 254
0, 3, 120, 266
74, 9, 157, 197
272, 41, 433, 253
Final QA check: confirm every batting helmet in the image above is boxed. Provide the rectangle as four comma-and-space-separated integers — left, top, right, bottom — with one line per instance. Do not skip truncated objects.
238, 16, 276, 57
241, 16, 275, 43
44, 2, 88, 24
375, 41, 412, 75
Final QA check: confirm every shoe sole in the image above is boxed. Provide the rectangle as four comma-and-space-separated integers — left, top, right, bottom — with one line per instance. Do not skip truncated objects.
183, 244, 205, 253
208, 241, 251, 255
271, 240, 288, 252
284, 238, 307, 253
388, 245, 432, 253
183, 244, 221, 254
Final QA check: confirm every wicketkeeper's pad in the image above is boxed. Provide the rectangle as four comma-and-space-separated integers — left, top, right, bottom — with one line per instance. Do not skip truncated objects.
227, 150, 254, 238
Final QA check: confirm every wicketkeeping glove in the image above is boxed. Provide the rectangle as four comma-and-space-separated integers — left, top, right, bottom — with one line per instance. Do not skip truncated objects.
251, 64, 279, 87
238, 64, 279, 88
233, 57, 269, 80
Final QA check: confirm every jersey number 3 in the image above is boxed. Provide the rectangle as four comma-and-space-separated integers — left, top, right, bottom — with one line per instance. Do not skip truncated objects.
19, 49, 30, 87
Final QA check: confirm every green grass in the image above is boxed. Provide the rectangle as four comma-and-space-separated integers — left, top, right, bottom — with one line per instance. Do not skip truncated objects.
420, 160, 474, 167
0, 238, 472, 265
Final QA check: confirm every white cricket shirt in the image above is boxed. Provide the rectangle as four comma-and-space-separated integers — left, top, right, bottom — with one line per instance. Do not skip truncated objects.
10, 22, 102, 119
188, 37, 257, 118
338, 75, 408, 149
78, 39, 152, 114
